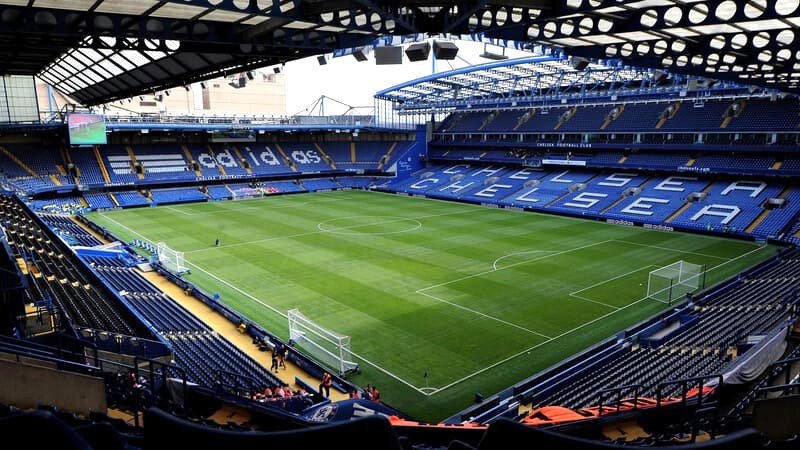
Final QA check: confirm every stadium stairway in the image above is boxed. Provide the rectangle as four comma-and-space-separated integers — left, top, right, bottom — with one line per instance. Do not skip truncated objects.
0, 145, 38, 177
746, 186, 793, 233
479, 111, 500, 131
513, 109, 535, 130
69, 216, 108, 243
93, 146, 112, 184
60, 146, 74, 174
377, 142, 397, 170
664, 181, 713, 223
600, 104, 624, 130
126, 147, 145, 179
553, 107, 576, 131
598, 176, 652, 215
231, 146, 252, 174
204, 145, 227, 176
314, 142, 336, 169
272, 144, 297, 172
182, 146, 203, 177
720, 100, 746, 128
656, 102, 681, 128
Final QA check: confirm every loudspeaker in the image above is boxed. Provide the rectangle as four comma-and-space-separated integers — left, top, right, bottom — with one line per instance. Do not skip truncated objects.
246, 71, 254, 80
317, 55, 327, 65
433, 40, 458, 60
352, 48, 368, 62
273, 67, 281, 74
569, 56, 589, 71
405, 42, 430, 61
200, 82, 208, 89
374, 46, 403, 65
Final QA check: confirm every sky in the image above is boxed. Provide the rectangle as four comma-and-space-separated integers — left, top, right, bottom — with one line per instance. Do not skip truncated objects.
280, 40, 532, 116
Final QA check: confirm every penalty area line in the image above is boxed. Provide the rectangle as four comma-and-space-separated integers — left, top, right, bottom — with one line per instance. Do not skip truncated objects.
428, 292, 655, 397
97, 213, 434, 396
415, 289, 552, 340
492, 250, 559, 271
418, 240, 613, 293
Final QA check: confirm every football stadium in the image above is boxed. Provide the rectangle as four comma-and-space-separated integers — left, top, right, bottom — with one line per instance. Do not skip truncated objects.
1, 1, 800, 449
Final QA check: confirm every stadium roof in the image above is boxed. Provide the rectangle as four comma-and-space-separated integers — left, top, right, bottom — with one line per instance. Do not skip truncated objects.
1, 1, 798, 106
375, 54, 653, 108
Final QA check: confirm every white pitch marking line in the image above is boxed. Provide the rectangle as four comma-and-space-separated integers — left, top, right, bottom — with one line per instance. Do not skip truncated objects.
492, 250, 558, 271
566, 265, 660, 314
612, 239, 732, 260
180, 208, 475, 254
164, 206, 193, 216
97, 212, 429, 394
165, 195, 355, 216
418, 239, 613, 293
416, 289, 552, 339
567, 293, 620, 311
98, 202, 771, 396
426, 293, 656, 396
570, 265, 657, 296
317, 216, 422, 235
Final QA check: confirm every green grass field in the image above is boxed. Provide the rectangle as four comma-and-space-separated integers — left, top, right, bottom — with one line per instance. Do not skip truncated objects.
86, 190, 777, 422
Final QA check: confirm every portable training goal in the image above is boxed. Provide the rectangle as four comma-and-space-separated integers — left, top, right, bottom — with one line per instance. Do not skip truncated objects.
156, 242, 188, 275
231, 187, 264, 201
287, 308, 359, 376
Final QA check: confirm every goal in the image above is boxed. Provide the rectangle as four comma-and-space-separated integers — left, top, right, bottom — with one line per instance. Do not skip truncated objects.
156, 242, 189, 275
287, 308, 359, 376
647, 260, 705, 304
231, 187, 264, 201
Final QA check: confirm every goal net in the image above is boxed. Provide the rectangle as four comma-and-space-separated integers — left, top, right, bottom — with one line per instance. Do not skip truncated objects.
156, 242, 189, 275
231, 186, 264, 201
647, 260, 705, 304
287, 308, 359, 376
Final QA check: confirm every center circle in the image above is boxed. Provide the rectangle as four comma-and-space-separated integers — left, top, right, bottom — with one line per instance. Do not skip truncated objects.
317, 216, 422, 235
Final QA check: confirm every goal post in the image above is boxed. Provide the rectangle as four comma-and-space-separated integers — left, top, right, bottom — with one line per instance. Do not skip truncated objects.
287, 308, 359, 377
156, 242, 189, 275
231, 187, 264, 201
647, 260, 705, 304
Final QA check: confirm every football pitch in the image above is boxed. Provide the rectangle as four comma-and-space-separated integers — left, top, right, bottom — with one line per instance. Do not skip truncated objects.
86, 190, 777, 422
